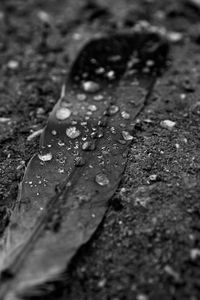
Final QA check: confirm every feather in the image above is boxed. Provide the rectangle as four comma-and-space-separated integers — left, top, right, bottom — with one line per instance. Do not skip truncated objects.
0, 29, 169, 300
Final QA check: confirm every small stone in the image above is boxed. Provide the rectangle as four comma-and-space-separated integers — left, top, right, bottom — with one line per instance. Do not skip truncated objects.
66, 127, 81, 139
56, 107, 71, 120
82, 81, 100, 93
160, 120, 176, 130
122, 131, 133, 141
38, 152, 53, 162
95, 173, 110, 186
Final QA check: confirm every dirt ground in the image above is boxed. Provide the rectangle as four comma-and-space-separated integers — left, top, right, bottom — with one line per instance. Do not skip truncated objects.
1, 0, 200, 299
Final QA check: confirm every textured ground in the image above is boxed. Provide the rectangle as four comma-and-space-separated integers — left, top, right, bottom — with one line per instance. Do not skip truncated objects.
1, 0, 200, 299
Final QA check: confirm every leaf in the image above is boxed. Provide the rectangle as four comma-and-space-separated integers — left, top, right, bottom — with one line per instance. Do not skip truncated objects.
0, 29, 169, 300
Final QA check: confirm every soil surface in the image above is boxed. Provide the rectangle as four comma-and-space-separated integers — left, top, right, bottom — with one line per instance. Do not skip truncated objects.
1, 0, 200, 299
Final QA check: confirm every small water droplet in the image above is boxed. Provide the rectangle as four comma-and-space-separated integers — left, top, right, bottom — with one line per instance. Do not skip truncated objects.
121, 111, 130, 120
88, 104, 97, 111
66, 126, 81, 139
93, 94, 104, 101
95, 173, 110, 186
38, 152, 53, 161
95, 67, 105, 74
77, 93, 87, 101
107, 70, 115, 80
82, 141, 96, 151
122, 131, 133, 141
108, 105, 119, 115
52, 130, 57, 135
58, 168, 64, 174
82, 81, 100, 93
75, 156, 85, 166
56, 107, 71, 120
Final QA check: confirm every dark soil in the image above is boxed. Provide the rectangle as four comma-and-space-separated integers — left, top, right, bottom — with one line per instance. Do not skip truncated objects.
1, 0, 200, 299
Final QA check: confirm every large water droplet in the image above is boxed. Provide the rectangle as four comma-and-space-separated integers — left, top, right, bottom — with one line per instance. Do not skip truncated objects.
66, 126, 81, 139
38, 153, 53, 161
95, 173, 110, 186
56, 107, 71, 120
82, 81, 100, 93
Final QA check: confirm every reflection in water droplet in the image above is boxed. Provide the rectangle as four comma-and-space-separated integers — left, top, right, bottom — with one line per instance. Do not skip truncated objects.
38, 153, 53, 162
66, 126, 81, 139
95, 173, 110, 186
109, 105, 119, 115
82, 81, 100, 93
122, 131, 133, 141
56, 107, 71, 120
121, 111, 130, 119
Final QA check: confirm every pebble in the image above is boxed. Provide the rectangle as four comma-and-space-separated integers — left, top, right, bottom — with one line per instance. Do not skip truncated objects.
167, 32, 183, 43
160, 120, 176, 130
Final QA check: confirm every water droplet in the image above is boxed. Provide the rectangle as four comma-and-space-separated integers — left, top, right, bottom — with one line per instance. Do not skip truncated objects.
58, 140, 65, 146
75, 156, 85, 167
82, 81, 100, 93
95, 67, 105, 74
58, 168, 64, 174
38, 152, 53, 161
93, 94, 104, 101
66, 126, 81, 139
107, 70, 115, 80
82, 141, 96, 151
108, 105, 119, 115
121, 111, 130, 119
77, 93, 87, 101
56, 107, 71, 120
52, 130, 57, 135
88, 104, 97, 111
95, 173, 110, 186
122, 131, 133, 141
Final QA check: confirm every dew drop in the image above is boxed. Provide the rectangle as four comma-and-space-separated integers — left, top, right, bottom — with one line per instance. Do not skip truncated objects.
122, 131, 133, 141
109, 105, 119, 115
121, 111, 130, 120
56, 107, 71, 120
38, 152, 53, 161
52, 130, 57, 135
82, 81, 100, 93
93, 94, 104, 101
88, 104, 97, 111
95, 173, 110, 186
82, 141, 96, 151
77, 93, 87, 101
66, 126, 81, 139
